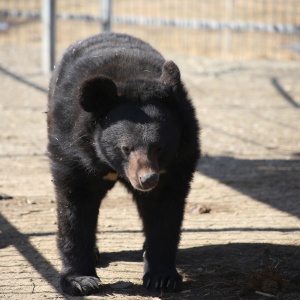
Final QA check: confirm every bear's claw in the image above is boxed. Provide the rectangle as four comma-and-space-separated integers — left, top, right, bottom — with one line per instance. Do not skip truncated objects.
61, 275, 102, 296
143, 271, 182, 292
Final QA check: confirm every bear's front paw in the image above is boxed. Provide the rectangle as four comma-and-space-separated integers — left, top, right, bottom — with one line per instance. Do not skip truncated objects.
61, 275, 102, 296
143, 270, 182, 292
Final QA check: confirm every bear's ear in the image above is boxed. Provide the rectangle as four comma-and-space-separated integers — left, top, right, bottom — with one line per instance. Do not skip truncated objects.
78, 75, 118, 114
160, 60, 181, 88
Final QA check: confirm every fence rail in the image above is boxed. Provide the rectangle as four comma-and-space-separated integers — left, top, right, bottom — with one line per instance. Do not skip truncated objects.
1, 9, 300, 34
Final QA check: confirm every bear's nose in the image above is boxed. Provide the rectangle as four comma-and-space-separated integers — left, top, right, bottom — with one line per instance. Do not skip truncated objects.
139, 173, 159, 190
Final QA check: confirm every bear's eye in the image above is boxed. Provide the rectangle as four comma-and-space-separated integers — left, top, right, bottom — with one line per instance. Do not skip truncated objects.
156, 146, 163, 152
121, 145, 133, 156
154, 144, 163, 153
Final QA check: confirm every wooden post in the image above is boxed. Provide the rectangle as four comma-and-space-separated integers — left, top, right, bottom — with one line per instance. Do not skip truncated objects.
42, 0, 56, 73
102, 0, 111, 32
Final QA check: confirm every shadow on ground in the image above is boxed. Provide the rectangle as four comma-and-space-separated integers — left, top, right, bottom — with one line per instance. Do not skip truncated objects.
1, 211, 300, 299
99, 243, 300, 300
0, 213, 60, 294
1, 154, 300, 299
197, 155, 300, 219
0, 65, 47, 94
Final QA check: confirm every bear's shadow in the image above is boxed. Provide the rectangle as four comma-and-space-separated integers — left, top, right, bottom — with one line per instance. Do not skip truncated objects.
1, 212, 299, 299
97, 249, 143, 268
98, 243, 300, 299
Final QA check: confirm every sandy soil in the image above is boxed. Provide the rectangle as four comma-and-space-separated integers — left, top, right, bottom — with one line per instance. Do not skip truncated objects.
0, 44, 300, 299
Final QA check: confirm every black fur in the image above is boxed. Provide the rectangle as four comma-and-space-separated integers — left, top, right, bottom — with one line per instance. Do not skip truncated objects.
47, 33, 200, 296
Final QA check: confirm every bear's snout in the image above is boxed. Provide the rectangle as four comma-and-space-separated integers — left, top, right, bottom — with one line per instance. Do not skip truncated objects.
126, 150, 159, 192
139, 172, 159, 190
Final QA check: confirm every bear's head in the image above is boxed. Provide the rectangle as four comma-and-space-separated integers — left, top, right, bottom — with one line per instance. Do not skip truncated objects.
78, 61, 182, 191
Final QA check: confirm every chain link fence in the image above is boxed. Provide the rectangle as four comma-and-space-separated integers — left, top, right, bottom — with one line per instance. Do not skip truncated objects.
0, 0, 299, 70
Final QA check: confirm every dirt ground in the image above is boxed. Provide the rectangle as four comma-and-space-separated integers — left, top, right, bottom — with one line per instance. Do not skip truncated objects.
0, 44, 300, 300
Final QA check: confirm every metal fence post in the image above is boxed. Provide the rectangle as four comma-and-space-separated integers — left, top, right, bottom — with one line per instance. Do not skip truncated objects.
42, 0, 56, 73
102, 0, 111, 32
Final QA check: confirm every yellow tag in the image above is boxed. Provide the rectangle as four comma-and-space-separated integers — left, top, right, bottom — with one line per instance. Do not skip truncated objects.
102, 172, 119, 181
159, 169, 167, 174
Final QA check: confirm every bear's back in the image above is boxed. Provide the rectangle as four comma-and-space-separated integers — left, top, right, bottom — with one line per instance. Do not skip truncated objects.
51, 33, 165, 97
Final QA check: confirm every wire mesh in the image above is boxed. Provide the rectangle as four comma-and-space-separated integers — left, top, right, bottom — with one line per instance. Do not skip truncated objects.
0, 0, 299, 61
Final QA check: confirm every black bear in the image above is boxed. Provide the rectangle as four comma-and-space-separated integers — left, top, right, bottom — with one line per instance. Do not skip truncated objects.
47, 33, 200, 296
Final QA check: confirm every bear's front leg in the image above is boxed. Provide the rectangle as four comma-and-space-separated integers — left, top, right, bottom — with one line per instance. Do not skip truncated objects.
56, 185, 104, 296
135, 178, 189, 292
